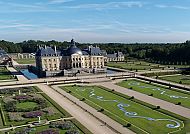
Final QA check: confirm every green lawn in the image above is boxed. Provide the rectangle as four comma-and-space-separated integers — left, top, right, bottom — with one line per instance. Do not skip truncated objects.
61, 85, 184, 134
107, 61, 162, 71
0, 67, 14, 80
16, 102, 38, 110
15, 58, 35, 64
159, 74, 190, 85
117, 79, 190, 109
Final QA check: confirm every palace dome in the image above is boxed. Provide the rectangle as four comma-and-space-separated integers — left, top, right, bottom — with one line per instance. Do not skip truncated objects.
66, 39, 82, 55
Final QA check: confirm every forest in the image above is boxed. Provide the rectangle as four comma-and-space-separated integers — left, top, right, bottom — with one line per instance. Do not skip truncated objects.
0, 40, 190, 65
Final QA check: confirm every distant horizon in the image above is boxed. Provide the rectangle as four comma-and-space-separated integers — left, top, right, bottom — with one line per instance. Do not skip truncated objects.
1, 0, 190, 43
0, 39, 188, 44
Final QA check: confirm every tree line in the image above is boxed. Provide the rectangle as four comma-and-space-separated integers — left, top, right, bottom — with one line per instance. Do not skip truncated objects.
0, 40, 190, 65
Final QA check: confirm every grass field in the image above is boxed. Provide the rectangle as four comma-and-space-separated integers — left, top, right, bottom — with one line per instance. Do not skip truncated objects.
0, 67, 14, 80
117, 79, 190, 109
61, 85, 184, 134
159, 74, 190, 85
16, 102, 38, 110
15, 58, 35, 64
107, 61, 163, 71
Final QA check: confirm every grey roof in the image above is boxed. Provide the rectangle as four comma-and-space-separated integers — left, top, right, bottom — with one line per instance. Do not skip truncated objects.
0, 49, 9, 58
107, 51, 124, 58
36, 46, 61, 56
0, 49, 7, 54
117, 52, 124, 56
83, 45, 105, 56
107, 54, 117, 58
82, 51, 89, 55
35, 39, 106, 57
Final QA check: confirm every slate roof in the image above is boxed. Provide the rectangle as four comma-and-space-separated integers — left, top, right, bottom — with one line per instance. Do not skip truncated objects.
107, 51, 124, 58
0, 49, 9, 58
107, 54, 117, 58
82, 45, 105, 56
36, 46, 61, 56
82, 51, 89, 55
36, 39, 106, 57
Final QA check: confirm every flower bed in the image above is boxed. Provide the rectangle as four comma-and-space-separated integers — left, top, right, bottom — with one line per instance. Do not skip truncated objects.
14, 95, 30, 101
23, 111, 43, 118
8, 112, 25, 121
66, 130, 80, 134
42, 107, 58, 116
50, 121, 73, 130
0, 87, 34, 94
36, 129, 59, 134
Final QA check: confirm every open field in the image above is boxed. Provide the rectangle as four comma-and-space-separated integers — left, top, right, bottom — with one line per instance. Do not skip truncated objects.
159, 74, 190, 85
15, 58, 35, 64
61, 85, 185, 134
0, 67, 15, 80
0, 86, 90, 134
117, 79, 190, 109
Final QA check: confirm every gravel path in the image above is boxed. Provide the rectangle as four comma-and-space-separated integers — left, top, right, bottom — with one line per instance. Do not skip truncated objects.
37, 84, 120, 134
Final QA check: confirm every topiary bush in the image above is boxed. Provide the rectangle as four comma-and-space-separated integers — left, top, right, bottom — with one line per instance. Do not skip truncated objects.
98, 108, 104, 112
123, 123, 131, 127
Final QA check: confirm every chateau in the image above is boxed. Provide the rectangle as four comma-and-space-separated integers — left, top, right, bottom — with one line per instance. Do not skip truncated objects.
35, 39, 107, 77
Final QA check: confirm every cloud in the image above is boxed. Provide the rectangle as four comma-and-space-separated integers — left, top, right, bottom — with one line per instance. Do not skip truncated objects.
68, 1, 144, 10
48, 0, 75, 4
155, 4, 189, 10
0, 23, 37, 30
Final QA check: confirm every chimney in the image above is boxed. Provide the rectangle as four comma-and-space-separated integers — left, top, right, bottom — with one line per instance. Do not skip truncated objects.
54, 46, 57, 53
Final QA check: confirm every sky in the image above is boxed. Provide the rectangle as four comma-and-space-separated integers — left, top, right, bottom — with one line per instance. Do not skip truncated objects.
0, 0, 190, 43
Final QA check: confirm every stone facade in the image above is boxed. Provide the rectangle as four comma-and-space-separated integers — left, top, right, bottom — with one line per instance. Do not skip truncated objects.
35, 39, 106, 76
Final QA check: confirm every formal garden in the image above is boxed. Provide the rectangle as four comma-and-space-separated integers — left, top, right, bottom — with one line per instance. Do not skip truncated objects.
0, 67, 15, 81
159, 74, 190, 85
61, 85, 190, 134
117, 79, 190, 109
106, 61, 163, 71
0, 86, 90, 134
106, 59, 190, 72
